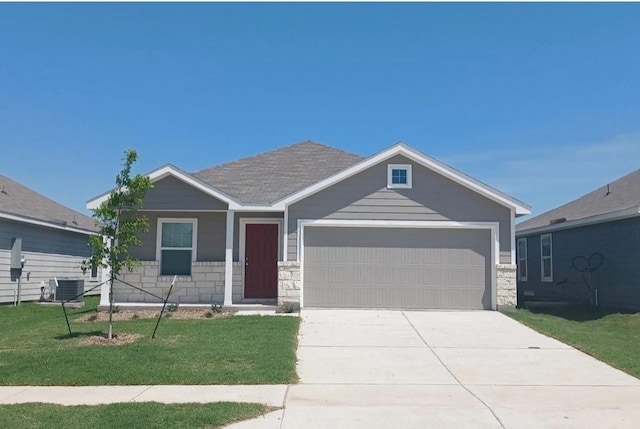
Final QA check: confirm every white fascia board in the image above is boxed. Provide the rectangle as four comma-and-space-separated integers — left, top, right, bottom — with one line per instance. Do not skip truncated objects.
275, 143, 531, 215
298, 218, 500, 229
86, 164, 239, 210
0, 211, 97, 236
516, 206, 640, 237
228, 204, 284, 212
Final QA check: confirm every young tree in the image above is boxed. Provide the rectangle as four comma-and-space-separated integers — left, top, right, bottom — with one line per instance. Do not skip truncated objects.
87, 150, 152, 339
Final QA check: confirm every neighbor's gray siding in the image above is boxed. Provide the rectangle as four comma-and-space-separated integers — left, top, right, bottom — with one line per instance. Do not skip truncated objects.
516, 217, 640, 309
142, 176, 228, 211
129, 211, 227, 262
287, 154, 511, 262
0, 219, 97, 304
0, 218, 90, 256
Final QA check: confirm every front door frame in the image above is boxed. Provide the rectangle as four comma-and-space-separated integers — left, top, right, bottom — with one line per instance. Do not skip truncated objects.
239, 218, 283, 301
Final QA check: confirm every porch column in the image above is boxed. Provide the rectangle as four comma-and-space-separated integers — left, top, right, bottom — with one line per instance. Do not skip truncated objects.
224, 210, 234, 306
99, 235, 111, 307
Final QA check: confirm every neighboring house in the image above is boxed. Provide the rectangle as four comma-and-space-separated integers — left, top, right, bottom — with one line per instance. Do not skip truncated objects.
0, 175, 100, 304
515, 168, 640, 310
87, 141, 530, 310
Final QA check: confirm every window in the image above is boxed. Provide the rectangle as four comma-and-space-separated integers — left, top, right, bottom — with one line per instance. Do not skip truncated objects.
90, 265, 99, 281
387, 164, 412, 189
157, 219, 197, 276
540, 233, 553, 282
517, 238, 527, 281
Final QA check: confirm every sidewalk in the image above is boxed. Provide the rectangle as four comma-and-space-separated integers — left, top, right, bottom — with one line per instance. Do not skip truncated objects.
0, 385, 287, 407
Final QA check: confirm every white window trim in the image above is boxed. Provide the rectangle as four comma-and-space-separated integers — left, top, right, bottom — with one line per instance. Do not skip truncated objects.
540, 233, 553, 282
517, 237, 527, 282
156, 218, 198, 276
387, 164, 412, 189
89, 265, 100, 282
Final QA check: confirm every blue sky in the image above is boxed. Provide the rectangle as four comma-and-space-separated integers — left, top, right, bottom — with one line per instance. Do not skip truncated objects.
1, 3, 639, 220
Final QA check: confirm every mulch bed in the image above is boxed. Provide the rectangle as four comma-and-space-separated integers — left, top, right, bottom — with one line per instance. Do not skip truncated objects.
77, 333, 143, 346
75, 309, 231, 322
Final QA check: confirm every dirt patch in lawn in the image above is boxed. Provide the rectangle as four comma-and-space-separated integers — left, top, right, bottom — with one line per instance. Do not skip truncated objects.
75, 309, 231, 322
77, 333, 143, 346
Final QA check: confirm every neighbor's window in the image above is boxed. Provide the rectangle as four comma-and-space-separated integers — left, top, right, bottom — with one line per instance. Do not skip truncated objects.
158, 219, 197, 276
387, 164, 412, 189
540, 233, 553, 282
90, 265, 99, 281
517, 237, 527, 281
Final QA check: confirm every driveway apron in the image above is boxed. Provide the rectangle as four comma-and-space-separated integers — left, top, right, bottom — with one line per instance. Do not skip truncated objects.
279, 309, 640, 429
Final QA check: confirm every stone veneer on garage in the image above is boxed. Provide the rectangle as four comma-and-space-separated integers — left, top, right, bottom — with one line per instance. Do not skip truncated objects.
496, 264, 517, 308
278, 262, 517, 310
113, 261, 242, 304
277, 261, 300, 306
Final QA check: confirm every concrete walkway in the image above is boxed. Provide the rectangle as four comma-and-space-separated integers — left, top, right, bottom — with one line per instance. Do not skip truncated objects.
0, 385, 287, 407
229, 309, 640, 429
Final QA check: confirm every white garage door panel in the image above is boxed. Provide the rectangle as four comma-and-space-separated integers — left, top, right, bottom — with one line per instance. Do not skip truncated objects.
303, 227, 492, 309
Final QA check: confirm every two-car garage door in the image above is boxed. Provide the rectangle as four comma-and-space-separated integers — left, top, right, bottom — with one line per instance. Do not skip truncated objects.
303, 226, 492, 310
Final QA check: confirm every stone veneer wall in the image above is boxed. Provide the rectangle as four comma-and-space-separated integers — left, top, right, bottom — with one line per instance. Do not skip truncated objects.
114, 261, 242, 304
277, 261, 300, 306
496, 264, 517, 308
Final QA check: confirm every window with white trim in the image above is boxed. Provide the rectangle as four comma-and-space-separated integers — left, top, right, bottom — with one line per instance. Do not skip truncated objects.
90, 264, 99, 281
517, 238, 527, 281
387, 164, 412, 189
158, 219, 197, 276
540, 233, 553, 282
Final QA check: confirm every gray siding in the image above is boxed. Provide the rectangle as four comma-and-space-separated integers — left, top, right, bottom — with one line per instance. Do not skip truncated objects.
129, 211, 227, 261
288, 154, 511, 262
0, 219, 91, 256
0, 219, 98, 304
516, 217, 640, 309
142, 176, 228, 211
304, 227, 491, 309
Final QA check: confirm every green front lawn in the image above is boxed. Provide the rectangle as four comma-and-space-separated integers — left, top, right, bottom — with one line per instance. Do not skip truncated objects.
0, 298, 299, 385
0, 402, 272, 429
506, 305, 640, 378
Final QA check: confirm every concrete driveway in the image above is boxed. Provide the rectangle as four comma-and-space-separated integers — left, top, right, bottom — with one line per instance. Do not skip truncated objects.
253, 309, 640, 429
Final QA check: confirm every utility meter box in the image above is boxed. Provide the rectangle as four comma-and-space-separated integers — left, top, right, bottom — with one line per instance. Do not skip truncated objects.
10, 238, 23, 269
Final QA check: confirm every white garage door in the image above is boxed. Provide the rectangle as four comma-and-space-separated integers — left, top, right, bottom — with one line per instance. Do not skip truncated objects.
303, 227, 492, 309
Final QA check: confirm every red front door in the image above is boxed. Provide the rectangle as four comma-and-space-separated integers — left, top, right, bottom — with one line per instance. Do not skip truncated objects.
244, 223, 279, 299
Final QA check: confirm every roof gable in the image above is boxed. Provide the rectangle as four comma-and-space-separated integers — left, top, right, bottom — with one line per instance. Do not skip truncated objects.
86, 164, 238, 210
275, 143, 531, 215
0, 175, 97, 233
517, 168, 640, 233
192, 141, 363, 205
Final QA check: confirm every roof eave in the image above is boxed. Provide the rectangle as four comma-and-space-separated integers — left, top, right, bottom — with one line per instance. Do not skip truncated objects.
0, 211, 97, 235
516, 206, 640, 236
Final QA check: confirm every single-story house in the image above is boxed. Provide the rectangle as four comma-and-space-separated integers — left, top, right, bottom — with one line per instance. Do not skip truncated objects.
0, 175, 100, 304
87, 141, 530, 310
515, 168, 640, 310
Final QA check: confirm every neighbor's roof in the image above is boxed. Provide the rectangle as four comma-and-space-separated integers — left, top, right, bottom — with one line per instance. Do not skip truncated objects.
192, 141, 364, 205
516, 168, 640, 233
0, 175, 97, 233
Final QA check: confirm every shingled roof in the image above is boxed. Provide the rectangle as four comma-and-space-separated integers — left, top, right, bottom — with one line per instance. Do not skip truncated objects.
0, 175, 97, 233
516, 168, 640, 232
192, 141, 364, 205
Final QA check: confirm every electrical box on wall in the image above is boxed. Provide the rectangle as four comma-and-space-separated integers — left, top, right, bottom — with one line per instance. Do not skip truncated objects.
10, 238, 23, 269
